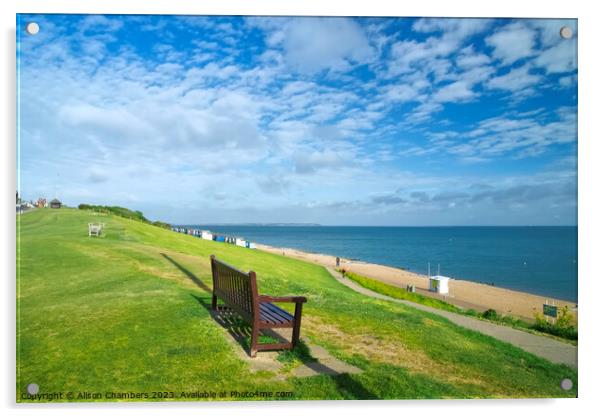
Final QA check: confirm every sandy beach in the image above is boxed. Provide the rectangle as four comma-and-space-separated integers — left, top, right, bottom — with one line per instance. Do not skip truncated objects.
257, 244, 578, 322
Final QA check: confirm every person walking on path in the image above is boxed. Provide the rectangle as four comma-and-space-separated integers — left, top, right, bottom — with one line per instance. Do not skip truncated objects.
336, 256, 340, 267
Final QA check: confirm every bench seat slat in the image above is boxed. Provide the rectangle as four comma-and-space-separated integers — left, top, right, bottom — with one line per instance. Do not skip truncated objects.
259, 304, 289, 324
259, 302, 293, 324
259, 305, 287, 324
263, 302, 294, 322
258, 307, 280, 324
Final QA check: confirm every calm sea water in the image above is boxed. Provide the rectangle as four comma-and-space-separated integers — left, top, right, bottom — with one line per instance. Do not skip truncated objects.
186, 225, 578, 302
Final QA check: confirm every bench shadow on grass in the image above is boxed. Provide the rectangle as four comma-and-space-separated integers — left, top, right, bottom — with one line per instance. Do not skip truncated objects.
160, 253, 212, 292
160, 253, 379, 399
191, 294, 379, 398
191, 294, 291, 355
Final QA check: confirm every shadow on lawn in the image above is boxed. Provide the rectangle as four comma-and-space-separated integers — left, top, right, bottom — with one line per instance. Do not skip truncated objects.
331, 373, 379, 400
193, 294, 253, 345
191, 294, 291, 354
191, 295, 380, 399
160, 253, 212, 292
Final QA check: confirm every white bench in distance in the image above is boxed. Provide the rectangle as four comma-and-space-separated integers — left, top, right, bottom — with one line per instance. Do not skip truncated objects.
88, 223, 103, 237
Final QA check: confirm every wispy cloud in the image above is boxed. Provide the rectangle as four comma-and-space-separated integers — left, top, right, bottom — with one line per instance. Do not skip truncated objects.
17, 15, 578, 225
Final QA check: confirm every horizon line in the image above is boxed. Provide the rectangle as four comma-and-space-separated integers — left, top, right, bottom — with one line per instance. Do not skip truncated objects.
171, 223, 578, 228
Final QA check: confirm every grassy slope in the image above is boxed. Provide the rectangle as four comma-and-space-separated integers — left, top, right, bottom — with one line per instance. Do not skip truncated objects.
17, 209, 577, 401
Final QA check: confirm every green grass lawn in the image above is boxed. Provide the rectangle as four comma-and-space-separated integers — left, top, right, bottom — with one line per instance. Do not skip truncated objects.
16, 208, 577, 401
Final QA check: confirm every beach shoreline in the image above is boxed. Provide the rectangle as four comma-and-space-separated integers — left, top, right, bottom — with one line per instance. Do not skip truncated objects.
256, 243, 578, 322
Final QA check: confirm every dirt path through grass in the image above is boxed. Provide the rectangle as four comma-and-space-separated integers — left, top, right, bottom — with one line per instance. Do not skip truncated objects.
326, 268, 577, 368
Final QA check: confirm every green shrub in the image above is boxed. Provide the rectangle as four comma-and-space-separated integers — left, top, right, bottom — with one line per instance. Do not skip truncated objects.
532, 307, 578, 340
152, 220, 172, 229
481, 309, 498, 320
78, 203, 171, 230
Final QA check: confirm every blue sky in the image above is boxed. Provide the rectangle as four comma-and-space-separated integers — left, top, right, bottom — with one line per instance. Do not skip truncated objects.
17, 15, 577, 225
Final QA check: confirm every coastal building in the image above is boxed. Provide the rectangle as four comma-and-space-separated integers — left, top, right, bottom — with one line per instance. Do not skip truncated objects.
429, 275, 450, 295
169, 227, 256, 250
50, 198, 62, 209
36, 198, 47, 208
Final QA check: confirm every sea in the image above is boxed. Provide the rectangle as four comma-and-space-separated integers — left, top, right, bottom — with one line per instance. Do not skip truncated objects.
185, 225, 578, 302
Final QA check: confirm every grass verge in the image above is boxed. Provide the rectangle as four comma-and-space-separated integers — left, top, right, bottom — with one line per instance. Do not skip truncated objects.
340, 269, 577, 343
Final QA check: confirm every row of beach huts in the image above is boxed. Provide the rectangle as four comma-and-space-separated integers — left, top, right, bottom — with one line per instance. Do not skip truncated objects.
171, 227, 256, 249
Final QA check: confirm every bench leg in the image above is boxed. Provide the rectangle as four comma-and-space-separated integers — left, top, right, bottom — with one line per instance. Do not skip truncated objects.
250, 325, 259, 357
211, 294, 217, 311
292, 302, 304, 348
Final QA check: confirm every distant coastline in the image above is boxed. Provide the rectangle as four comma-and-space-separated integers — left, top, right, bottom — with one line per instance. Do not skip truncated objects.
255, 243, 577, 323
184, 224, 577, 302
179, 222, 322, 227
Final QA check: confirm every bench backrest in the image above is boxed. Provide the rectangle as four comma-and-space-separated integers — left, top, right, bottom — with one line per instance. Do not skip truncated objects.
210, 255, 259, 322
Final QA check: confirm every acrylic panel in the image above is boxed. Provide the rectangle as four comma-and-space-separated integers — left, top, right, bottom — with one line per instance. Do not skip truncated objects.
16, 14, 578, 402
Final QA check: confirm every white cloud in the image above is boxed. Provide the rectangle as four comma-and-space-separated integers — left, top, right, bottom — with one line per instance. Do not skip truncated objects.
450, 110, 576, 158
80, 15, 124, 32
485, 22, 537, 65
388, 37, 457, 76
383, 20, 496, 120
268, 17, 376, 73
392, 18, 492, 77
559, 75, 577, 88
400, 108, 576, 162
534, 40, 577, 74
433, 81, 477, 103
405, 102, 444, 123
486, 65, 542, 92
381, 84, 422, 103
452, 65, 495, 86
456, 45, 491, 68
412, 18, 493, 40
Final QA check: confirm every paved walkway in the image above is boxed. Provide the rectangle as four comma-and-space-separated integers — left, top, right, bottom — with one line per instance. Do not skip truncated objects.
326, 268, 577, 368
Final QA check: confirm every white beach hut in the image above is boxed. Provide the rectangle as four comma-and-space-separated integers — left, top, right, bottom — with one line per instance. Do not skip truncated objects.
235, 238, 247, 247
201, 230, 213, 240
429, 275, 450, 294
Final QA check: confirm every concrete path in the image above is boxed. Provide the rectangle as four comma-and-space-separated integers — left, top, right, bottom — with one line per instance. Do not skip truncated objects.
326, 268, 577, 368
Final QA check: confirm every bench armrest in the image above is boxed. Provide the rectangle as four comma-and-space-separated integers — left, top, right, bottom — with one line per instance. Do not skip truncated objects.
259, 295, 307, 304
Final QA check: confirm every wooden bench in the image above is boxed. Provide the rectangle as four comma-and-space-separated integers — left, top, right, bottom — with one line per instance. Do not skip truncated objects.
210, 255, 307, 357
